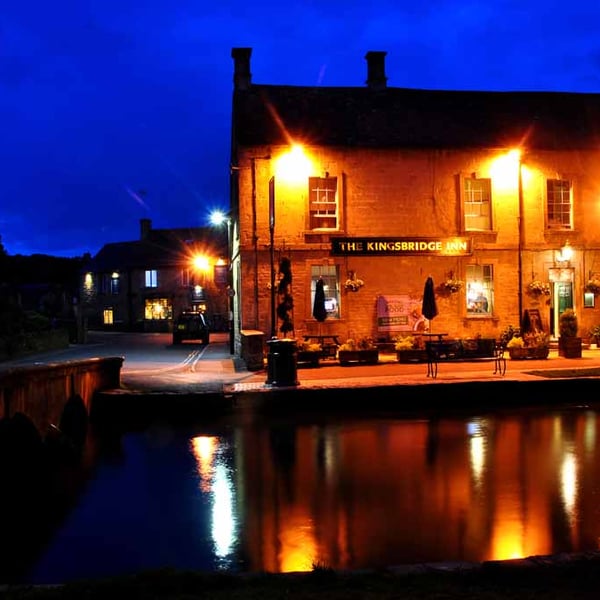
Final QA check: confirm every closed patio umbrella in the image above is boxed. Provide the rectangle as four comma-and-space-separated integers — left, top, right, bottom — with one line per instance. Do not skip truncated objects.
313, 277, 328, 323
422, 276, 438, 329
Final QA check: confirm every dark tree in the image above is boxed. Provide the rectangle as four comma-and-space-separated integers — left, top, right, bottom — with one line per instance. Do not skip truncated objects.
276, 257, 294, 335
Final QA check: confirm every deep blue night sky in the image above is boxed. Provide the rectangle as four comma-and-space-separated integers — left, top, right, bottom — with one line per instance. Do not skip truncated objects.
3, 1, 600, 257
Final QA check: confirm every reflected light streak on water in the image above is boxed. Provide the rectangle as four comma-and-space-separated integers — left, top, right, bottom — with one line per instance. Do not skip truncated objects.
190, 436, 238, 563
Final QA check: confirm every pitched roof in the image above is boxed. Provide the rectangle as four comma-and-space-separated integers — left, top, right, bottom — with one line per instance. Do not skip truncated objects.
87, 227, 227, 272
232, 84, 600, 150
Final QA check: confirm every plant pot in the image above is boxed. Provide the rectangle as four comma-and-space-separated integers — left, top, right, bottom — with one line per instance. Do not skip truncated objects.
296, 350, 321, 367
508, 347, 529, 360
396, 349, 428, 363
509, 347, 550, 360
559, 336, 582, 358
338, 349, 379, 365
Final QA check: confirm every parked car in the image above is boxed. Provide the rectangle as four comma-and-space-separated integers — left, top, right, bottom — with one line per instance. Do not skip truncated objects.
172, 311, 210, 345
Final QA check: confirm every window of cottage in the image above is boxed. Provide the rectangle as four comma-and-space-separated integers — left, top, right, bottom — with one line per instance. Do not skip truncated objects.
310, 265, 340, 319
547, 179, 572, 229
181, 269, 191, 287
309, 177, 338, 230
466, 264, 494, 316
103, 309, 114, 325
464, 177, 492, 231
145, 269, 158, 288
144, 298, 172, 320
110, 273, 120, 295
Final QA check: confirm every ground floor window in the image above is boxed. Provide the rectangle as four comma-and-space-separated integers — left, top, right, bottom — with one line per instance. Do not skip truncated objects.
310, 265, 340, 319
144, 298, 173, 320
466, 264, 493, 315
103, 308, 114, 325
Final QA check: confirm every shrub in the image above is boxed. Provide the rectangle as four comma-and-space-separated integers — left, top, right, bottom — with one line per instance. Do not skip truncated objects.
394, 336, 416, 351
559, 309, 578, 337
507, 336, 525, 349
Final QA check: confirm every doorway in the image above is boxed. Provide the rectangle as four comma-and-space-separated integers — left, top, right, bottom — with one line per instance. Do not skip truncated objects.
551, 281, 573, 337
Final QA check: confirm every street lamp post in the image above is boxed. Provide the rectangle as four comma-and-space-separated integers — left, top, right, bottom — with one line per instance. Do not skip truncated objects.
210, 210, 234, 355
269, 176, 276, 338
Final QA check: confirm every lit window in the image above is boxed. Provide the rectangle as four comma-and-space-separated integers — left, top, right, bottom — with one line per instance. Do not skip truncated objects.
547, 179, 572, 229
466, 265, 493, 316
145, 270, 158, 288
103, 309, 114, 325
310, 265, 340, 319
464, 176, 492, 231
309, 177, 338, 230
144, 298, 173, 320
110, 273, 120, 295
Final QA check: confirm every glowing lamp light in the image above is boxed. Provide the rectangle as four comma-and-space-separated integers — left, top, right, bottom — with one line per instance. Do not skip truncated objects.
192, 255, 210, 272
275, 144, 312, 183
209, 210, 229, 227
560, 241, 573, 262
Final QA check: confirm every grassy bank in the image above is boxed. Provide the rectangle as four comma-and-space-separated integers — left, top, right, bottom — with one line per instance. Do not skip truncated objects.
4, 553, 600, 599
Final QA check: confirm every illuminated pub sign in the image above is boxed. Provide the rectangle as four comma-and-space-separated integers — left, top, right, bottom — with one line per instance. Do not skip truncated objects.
331, 237, 472, 256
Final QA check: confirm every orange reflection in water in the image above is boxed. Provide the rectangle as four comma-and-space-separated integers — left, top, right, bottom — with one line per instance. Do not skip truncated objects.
236, 410, 600, 573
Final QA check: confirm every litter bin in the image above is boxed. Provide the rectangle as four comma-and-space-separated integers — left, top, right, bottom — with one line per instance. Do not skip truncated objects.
265, 338, 299, 386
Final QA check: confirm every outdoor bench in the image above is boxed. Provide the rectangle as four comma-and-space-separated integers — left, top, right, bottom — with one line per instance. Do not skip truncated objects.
425, 339, 506, 378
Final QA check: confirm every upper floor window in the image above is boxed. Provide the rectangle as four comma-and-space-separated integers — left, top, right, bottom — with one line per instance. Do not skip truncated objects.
465, 264, 494, 316
463, 176, 492, 231
309, 176, 338, 230
145, 269, 158, 288
547, 179, 572, 229
110, 273, 120, 295
310, 265, 340, 320
181, 269, 190, 287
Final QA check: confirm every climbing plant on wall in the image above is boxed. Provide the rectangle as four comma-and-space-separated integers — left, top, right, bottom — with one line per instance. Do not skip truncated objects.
276, 256, 294, 336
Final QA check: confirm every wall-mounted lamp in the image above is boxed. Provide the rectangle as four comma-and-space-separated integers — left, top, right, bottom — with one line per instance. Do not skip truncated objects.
557, 240, 573, 263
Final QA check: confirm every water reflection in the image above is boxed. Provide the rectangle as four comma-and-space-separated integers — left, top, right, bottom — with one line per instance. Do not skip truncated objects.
190, 436, 237, 565
25, 406, 600, 584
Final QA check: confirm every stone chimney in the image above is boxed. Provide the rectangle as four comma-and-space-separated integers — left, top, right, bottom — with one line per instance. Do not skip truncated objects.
140, 218, 151, 240
365, 51, 388, 90
232, 47, 252, 90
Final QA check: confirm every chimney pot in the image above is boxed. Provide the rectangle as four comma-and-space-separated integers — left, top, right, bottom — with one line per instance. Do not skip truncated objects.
365, 51, 387, 90
232, 47, 252, 90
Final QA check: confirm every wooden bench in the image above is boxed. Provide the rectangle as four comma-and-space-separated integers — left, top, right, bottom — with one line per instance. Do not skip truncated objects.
425, 340, 506, 378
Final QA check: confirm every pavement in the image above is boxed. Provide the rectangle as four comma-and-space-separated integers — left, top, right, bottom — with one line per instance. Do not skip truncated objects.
115, 333, 600, 412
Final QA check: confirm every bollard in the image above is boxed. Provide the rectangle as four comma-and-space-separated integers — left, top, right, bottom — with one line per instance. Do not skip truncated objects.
265, 338, 299, 386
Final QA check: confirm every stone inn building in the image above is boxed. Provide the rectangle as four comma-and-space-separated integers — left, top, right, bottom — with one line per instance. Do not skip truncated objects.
229, 47, 600, 352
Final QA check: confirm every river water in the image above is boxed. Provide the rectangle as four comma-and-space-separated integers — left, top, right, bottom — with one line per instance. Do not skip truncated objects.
16, 400, 600, 584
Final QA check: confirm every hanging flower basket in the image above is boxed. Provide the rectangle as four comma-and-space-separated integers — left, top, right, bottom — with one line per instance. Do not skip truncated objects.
344, 272, 364, 292
585, 279, 600, 295
527, 280, 550, 296
442, 277, 463, 293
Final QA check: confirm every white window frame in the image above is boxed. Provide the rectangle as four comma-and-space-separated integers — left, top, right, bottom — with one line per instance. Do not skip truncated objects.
310, 265, 340, 320
546, 178, 572, 230
145, 269, 158, 288
309, 176, 338, 230
463, 176, 492, 231
466, 264, 494, 316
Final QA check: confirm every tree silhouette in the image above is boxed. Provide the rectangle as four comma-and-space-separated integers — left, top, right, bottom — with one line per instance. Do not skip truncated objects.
276, 257, 294, 335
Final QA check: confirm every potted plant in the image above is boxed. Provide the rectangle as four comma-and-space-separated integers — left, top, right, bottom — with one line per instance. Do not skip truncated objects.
338, 336, 379, 365
394, 335, 427, 363
506, 335, 528, 360
523, 331, 551, 359
296, 340, 322, 367
588, 324, 600, 349
558, 308, 582, 358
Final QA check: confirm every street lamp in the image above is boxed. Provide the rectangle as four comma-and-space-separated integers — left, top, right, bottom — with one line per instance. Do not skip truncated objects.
209, 210, 234, 355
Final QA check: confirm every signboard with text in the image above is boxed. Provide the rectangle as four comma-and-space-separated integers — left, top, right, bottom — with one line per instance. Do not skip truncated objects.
332, 237, 472, 256
376, 295, 426, 333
